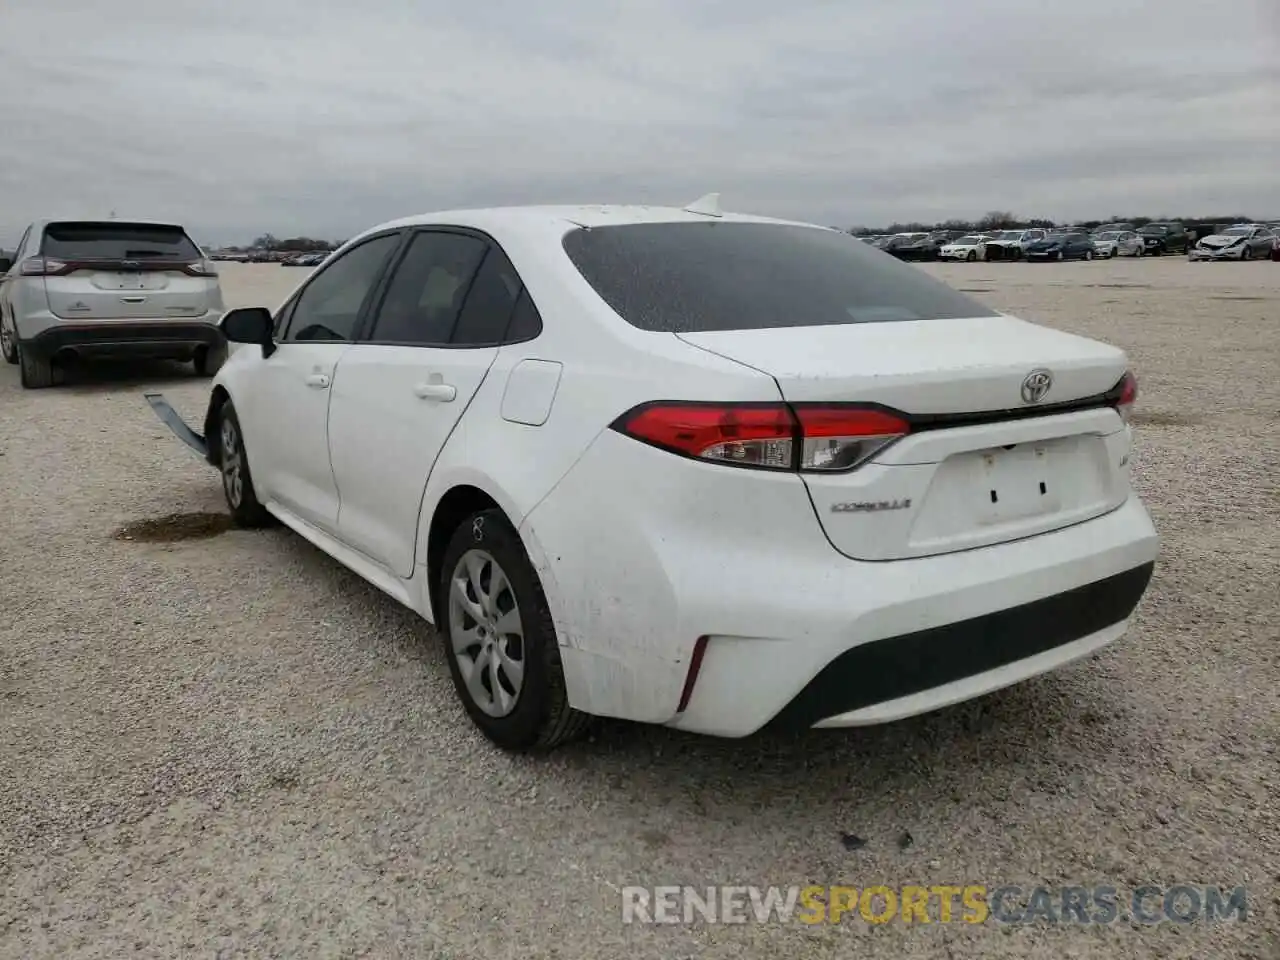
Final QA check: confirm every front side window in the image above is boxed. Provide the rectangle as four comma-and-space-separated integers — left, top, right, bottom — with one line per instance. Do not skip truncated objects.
562, 221, 997, 332
367, 231, 488, 345
285, 233, 400, 342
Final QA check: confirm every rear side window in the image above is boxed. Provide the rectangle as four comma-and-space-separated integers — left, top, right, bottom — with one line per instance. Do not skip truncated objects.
40, 222, 200, 260
561, 222, 997, 332
450, 245, 522, 346
505, 290, 544, 341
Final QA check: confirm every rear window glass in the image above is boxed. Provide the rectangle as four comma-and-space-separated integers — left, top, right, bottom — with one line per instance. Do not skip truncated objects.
561, 222, 997, 332
41, 222, 199, 260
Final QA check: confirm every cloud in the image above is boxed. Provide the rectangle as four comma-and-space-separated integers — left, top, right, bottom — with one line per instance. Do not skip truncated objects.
0, 0, 1276, 242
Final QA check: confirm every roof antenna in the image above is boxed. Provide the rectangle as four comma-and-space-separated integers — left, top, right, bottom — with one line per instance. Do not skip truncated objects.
683, 192, 722, 218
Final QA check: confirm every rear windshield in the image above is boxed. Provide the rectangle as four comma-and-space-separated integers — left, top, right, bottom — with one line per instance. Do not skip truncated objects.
40, 222, 199, 260
561, 222, 997, 332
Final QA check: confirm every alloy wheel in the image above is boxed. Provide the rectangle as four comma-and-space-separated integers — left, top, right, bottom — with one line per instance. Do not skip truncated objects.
220, 416, 244, 508
448, 549, 526, 718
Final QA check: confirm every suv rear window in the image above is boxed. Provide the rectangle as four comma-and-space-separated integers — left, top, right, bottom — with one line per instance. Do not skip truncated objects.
40, 222, 200, 260
561, 221, 997, 332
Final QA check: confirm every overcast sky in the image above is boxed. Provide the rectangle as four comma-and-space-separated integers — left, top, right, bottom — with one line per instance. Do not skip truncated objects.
1, 0, 1276, 244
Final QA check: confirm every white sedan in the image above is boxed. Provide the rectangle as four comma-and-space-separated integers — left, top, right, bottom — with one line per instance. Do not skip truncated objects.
146, 199, 1159, 751
938, 235, 992, 261
1091, 230, 1144, 258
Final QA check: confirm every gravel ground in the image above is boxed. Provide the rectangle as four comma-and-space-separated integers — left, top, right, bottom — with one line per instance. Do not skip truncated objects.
1, 259, 1277, 959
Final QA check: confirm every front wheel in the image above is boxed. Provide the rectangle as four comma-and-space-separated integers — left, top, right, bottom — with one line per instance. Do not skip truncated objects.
1241, 246, 1253, 261
216, 401, 274, 527
1084, 249, 1094, 261
966, 250, 976, 262
440, 509, 591, 752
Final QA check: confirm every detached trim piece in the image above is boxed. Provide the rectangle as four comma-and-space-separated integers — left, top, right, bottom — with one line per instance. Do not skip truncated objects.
144, 393, 210, 461
765, 560, 1155, 732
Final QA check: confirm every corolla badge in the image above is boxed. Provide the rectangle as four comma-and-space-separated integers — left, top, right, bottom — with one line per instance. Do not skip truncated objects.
831, 499, 912, 513
1021, 368, 1053, 404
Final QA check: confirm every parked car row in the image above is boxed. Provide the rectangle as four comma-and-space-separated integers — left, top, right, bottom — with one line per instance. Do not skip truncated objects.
863, 221, 1278, 264
281, 251, 328, 267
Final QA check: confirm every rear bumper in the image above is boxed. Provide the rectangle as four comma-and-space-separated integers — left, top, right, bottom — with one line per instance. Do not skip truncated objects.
769, 561, 1153, 731
520, 429, 1160, 737
22, 319, 224, 360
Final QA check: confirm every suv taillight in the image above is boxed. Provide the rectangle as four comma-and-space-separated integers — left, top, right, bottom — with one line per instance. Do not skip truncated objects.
611, 402, 910, 472
19, 256, 74, 277
1113, 371, 1138, 423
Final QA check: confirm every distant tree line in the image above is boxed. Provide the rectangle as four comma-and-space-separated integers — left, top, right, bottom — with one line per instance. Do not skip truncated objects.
848, 210, 1262, 235
221, 234, 339, 252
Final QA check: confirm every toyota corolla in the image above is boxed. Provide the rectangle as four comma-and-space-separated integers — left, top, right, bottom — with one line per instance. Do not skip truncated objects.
145, 198, 1159, 752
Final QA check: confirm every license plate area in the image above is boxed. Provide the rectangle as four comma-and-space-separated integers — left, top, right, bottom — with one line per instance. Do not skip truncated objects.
91, 272, 148, 291
974, 443, 1062, 525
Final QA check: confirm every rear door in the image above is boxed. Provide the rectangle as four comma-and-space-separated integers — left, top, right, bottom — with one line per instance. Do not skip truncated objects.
38, 221, 218, 320
326, 229, 520, 575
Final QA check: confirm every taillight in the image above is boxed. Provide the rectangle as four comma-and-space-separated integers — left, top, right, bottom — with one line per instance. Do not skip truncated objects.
1114, 371, 1138, 423
183, 258, 219, 277
793, 405, 910, 471
611, 402, 910, 472
19, 256, 74, 277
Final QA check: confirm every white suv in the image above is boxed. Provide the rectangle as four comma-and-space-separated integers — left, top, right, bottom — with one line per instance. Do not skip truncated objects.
146, 202, 1158, 752
0, 219, 226, 388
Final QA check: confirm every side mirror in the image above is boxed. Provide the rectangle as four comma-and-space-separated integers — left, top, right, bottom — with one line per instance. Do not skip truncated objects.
220, 306, 276, 357
0, 255, 12, 274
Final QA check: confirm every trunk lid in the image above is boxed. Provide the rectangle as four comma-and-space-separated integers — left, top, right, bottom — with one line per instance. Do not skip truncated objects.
45, 265, 215, 320
676, 316, 1133, 561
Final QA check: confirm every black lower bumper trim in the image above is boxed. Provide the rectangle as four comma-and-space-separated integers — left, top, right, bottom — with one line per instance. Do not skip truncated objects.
25, 322, 223, 359
765, 561, 1155, 732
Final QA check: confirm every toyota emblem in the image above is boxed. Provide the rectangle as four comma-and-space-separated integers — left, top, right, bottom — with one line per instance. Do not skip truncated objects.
1021, 369, 1053, 404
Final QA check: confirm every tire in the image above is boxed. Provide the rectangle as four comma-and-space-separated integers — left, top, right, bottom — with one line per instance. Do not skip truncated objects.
439, 508, 591, 752
1084, 250, 1094, 261
0, 313, 17, 365
18, 345, 55, 389
966, 250, 976, 262
1241, 246, 1253, 261
1055, 251, 1064, 262
194, 341, 228, 377
216, 401, 274, 527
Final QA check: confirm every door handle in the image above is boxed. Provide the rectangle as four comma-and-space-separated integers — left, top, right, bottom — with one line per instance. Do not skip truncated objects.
304, 373, 331, 388
413, 381, 456, 402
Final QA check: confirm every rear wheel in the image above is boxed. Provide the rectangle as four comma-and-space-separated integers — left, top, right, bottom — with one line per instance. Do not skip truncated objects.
0, 314, 17, 365
965, 250, 976, 262
216, 401, 274, 527
1084, 249, 1094, 261
440, 508, 591, 752
18, 345, 55, 389
1241, 246, 1253, 261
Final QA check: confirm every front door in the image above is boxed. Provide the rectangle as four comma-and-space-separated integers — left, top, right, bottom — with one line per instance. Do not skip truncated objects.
248, 231, 403, 533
